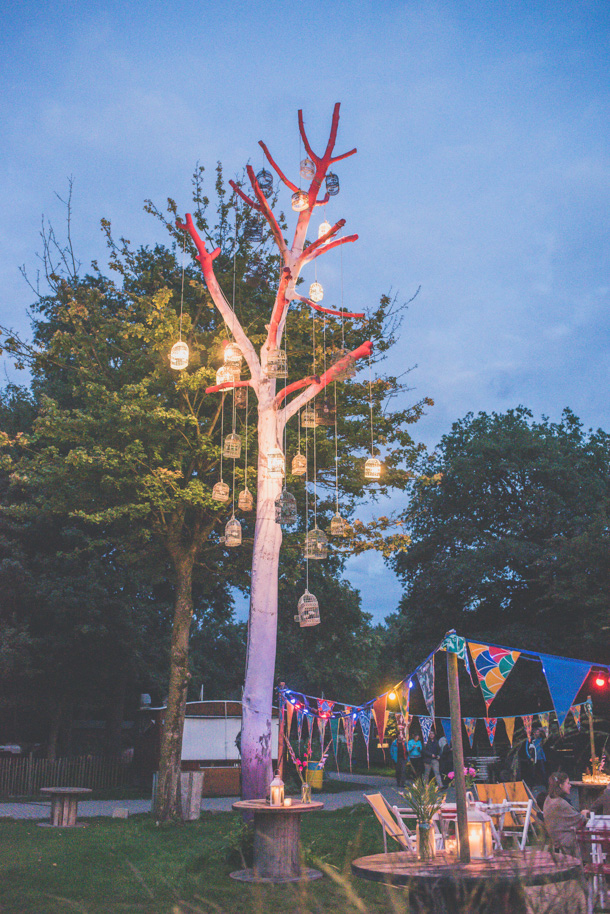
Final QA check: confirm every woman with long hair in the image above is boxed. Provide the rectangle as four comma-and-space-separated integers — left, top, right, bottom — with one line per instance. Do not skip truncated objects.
543, 771, 588, 855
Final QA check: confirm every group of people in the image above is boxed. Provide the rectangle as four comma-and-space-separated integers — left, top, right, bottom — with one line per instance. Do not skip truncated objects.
390, 726, 449, 789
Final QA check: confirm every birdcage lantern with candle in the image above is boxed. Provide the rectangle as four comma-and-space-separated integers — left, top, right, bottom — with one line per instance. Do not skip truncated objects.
256, 168, 274, 198
223, 432, 242, 460
325, 172, 340, 196
364, 457, 382, 481
216, 365, 234, 386
266, 348, 288, 379
291, 190, 309, 212
224, 341, 243, 370
212, 481, 230, 503
330, 513, 347, 537
318, 219, 332, 240
300, 158, 316, 179
238, 488, 254, 511
266, 449, 285, 478
170, 341, 189, 371
295, 590, 321, 627
301, 405, 318, 428
315, 400, 335, 427
234, 387, 248, 408
224, 516, 242, 547
291, 452, 307, 476
304, 526, 328, 560
309, 281, 323, 303
275, 489, 297, 527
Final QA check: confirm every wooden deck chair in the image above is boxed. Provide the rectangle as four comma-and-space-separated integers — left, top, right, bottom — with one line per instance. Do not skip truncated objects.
502, 781, 543, 844
364, 793, 416, 854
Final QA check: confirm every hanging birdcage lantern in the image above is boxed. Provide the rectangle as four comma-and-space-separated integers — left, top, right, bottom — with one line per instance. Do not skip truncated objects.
315, 400, 336, 426
266, 348, 288, 379
216, 365, 234, 386
223, 432, 242, 459
212, 481, 230, 503
301, 405, 318, 428
256, 168, 274, 198
266, 448, 285, 477
224, 341, 243, 369
331, 348, 357, 381
300, 157, 316, 179
330, 513, 347, 537
275, 488, 297, 527
244, 213, 264, 242
304, 526, 328, 560
238, 488, 254, 511
325, 172, 340, 196
170, 340, 189, 371
294, 590, 320, 627
234, 387, 248, 409
309, 281, 323, 303
364, 457, 382, 480
224, 515, 242, 547
291, 452, 307, 476
318, 219, 332, 240
291, 190, 309, 212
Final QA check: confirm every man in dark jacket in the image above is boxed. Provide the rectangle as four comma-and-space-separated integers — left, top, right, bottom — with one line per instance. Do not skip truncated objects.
423, 727, 443, 787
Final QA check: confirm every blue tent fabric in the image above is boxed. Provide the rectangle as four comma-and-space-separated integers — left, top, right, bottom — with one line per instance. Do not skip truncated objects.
539, 654, 592, 727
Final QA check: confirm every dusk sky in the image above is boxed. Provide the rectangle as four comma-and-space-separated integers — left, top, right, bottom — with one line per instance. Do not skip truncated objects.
1, 1, 608, 622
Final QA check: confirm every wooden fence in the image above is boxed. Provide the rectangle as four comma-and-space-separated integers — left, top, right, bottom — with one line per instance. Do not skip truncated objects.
0, 756, 132, 797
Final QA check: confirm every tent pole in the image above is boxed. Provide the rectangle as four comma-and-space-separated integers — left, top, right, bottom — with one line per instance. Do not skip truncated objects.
587, 694, 598, 772
447, 646, 470, 863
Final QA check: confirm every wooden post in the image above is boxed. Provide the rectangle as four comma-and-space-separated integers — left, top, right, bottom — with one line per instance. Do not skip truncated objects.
587, 695, 598, 771
447, 648, 470, 863
277, 682, 285, 780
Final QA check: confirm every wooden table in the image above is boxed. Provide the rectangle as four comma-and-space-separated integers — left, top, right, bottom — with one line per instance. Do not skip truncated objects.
572, 780, 609, 810
351, 848, 581, 914
39, 787, 92, 827
231, 798, 324, 883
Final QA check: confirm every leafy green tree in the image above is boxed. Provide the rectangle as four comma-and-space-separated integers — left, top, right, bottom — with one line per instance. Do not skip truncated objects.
387, 407, 610, 669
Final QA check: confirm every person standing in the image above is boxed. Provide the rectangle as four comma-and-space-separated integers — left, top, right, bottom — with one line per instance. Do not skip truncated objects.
423, 726, 443, 788
528, 728, 547, 784
407, 732, 423, 779
390, 735, 408, 788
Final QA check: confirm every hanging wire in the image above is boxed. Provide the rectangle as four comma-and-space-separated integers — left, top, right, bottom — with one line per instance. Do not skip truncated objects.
220, 395, 225, 482
244, 386, 248, 487
312, 312, 318, 531
340, 246, 345, 348
305, 421, 309, 592
179, 230, 186, 341
368, 352, 375, 457
334, 381, 340, 515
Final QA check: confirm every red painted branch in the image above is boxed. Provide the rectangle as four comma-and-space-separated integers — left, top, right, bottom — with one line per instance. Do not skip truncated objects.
245, 166, 288, 259
258, 141, 298, 192
293, 295, 365, 319
267, 267, 292, 349
298, 109, 318, 163
300, 218, 346, 262
281, 340, 373, 423
206, 380, 253, 394
229, 181, 263, 214
330, 148, 357, 164
302, 232, 359, 265
274, 375, 320, 407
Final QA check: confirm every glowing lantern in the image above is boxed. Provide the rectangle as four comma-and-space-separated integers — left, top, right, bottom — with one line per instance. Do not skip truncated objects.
291, 190, 309, 212
330, 513, 347, 537
224, 342, 243, 369
300, 158, 315, 179
295, 590, 321, 627
309, 281, 323, 302
291, 452, 307, 476
315, 400, 335, 426
170, 341, 189, 371
223, 432, 242, 460
467, 803, 494, 860
238, 488, 254, 511
224, 516, 242, 547
216, 365, 233, 386
318, 220, 332, 240
212, 481, 230, 503
275, 489, 297, 527
266, 449, 285, 477
364, 457, 382, 480
266, 348, 288, 379
304, 526, 328, 560
301, 405, 318, 428
269, 771, 285, 806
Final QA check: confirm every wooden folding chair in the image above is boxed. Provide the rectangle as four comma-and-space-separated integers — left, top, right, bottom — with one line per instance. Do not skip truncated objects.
364, 793, 416, 854
576, 826, 610, 914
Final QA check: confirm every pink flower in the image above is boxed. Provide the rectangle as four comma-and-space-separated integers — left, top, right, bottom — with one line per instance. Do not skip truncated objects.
448, 771, 455, 779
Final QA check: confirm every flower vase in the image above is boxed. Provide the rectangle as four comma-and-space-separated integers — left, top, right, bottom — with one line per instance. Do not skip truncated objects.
301, 781, 312, 804
416, 821, 436, 861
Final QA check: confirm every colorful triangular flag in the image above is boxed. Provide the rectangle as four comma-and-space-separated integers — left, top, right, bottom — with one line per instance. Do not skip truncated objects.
359, 708, 372, 766
342, 714, 354, 771
440, 719, 452, 746
538, 711, 550, 736
417, 656, 436, 721
485, 718, 497, 746
373, 696, 389, 750
504, 717, 515, 746
464, 718, 477, 748
468, 642, 520, 709
571, 706, 581, 730
539, 654, 592, 728
285, 701, 294, 742
397, 680, 410, 719
522, 714, 533, 741
420, 716, 434, 744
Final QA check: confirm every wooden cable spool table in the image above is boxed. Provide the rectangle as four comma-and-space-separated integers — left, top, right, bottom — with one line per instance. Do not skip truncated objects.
351, 848, 582, 914
231, 798, 324, 883
38, 787, 92, 827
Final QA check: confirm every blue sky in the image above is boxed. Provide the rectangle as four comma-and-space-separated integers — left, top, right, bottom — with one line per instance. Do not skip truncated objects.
1, 1, 609, 622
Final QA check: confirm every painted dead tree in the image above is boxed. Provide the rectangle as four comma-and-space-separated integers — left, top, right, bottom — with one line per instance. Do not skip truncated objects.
179, 104, 372, 800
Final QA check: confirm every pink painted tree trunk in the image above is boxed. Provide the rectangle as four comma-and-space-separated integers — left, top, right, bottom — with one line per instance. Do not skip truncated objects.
180, 103, 372, 798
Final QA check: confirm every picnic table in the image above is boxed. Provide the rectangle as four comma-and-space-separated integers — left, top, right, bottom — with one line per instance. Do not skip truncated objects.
351, 848, 581, 913
39, 787, 92, 827
231, 798, 324, 883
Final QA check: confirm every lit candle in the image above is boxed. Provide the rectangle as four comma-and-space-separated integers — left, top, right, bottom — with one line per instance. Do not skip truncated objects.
284, 798, 292, 807
445, 837, 457, 856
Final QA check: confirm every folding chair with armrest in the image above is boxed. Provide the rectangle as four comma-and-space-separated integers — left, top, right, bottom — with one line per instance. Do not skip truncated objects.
364, 793, 416, 854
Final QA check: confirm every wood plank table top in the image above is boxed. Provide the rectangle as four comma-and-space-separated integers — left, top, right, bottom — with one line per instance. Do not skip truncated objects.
40, 787, 92, 796
232, 799, 324, 814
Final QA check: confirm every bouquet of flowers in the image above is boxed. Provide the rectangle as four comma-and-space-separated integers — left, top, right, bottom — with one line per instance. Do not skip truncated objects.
448, 766, 477, 791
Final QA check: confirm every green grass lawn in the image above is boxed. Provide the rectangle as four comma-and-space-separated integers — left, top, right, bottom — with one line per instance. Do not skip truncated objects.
0, 805, 404, 914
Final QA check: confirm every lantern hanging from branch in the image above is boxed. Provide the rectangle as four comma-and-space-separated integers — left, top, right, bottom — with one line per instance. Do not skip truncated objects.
216, 365, 234, 386
330, 513, 347, 537
266, 449, 285, 477
304, 526, 328, 560
315, 400, 335, 426
318, 219, 332, 240
238, 488, 254, 511
224, 341, 243, 369
212, 481, 230, 503
300, 158, 315, 179
364, 457, 382, 481
266, 348, 288, 379
309, 281, 323, 303
225, 515, 242, 547
244, 213, 264, 242
234, 387, 248, 409
223, 432, 242, 460
256, 168, 274, 197
301, 405, 318, 428
291, 452, 307, 476
291, 190, 309, 212
275, 488, 297, 527
295, 590, 321, 627
170, 340, 189, 371
325, 172, 340, 196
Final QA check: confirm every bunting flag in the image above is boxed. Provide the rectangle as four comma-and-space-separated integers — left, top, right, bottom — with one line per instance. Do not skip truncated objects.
373, 696, 389, 750
397, 680, 410, 719
359, 708, 372, 765
417, 656, 436, 721
440, 719, 452, 746
464, 718, 477, 748
396, 713, 407, 741
317, 699, 335, 747
420, 716, 434, 745
297, 708, 305, 746
440, 632, 472, 676
306, 714, 313, 756
330, 717, 341, 772
571, 706, 581, 730
468, 642, 521, 709
485, 718, 498, 746
522, 714, 533, 741
343, 715, 354, 771
538, 711, 550, 736
285, 701, 294, 742
539, 654, 592, 728
504, 717, 515, 746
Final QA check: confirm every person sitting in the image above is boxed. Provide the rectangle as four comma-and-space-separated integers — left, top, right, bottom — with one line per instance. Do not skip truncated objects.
543, 771, 588, 855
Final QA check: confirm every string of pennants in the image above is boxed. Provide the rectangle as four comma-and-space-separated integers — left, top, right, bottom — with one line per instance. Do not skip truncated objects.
281, 631, 603, 768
